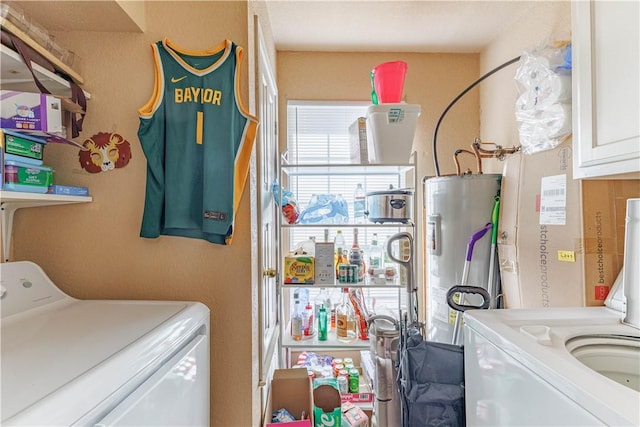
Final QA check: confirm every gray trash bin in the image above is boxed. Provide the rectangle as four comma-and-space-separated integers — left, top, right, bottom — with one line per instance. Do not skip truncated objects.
368, 315, 401, 427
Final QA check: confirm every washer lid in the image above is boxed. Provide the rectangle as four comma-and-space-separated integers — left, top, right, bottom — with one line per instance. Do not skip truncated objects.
623, 198, 639, 329
1, 298, 208, 425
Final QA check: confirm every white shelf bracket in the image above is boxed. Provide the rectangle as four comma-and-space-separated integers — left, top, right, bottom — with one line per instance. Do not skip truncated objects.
1, 203, 18, 263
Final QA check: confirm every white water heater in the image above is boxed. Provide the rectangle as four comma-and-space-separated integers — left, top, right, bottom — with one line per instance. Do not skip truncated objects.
423, 174, 501, 343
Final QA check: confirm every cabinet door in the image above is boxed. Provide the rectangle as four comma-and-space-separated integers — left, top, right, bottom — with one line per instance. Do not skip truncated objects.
572, 0, 640, 178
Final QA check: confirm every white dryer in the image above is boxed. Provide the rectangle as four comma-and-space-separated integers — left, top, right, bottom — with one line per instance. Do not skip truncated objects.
464, 198, 640, 426
0, 261, 210, 426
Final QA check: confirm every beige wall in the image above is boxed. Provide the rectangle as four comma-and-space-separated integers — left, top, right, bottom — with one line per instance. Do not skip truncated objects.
480, 1, 571, 173
9, 2, 261, 426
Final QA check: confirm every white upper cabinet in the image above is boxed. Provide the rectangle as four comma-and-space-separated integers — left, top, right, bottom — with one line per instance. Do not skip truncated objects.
571, 0, 640, 179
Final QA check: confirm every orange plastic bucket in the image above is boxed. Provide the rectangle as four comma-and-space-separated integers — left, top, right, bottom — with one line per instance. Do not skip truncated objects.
372, 61, 407, 103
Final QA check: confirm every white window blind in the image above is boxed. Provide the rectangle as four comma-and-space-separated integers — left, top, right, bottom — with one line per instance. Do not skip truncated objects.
285, 101, 407, 317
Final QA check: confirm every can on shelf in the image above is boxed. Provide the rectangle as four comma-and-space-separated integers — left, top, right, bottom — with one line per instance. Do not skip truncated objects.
348, 368, 360, 393
346, 264, 357, 283
338, 264, 349, 283
337, 375, 349, 394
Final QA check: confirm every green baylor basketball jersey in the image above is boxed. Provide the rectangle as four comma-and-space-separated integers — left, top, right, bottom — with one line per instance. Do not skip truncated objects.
138, 39, 258, 245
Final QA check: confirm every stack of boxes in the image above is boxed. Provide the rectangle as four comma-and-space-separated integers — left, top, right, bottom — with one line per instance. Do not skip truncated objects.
1, 129, 52, 193
1, 90, 88, 195
498, 139, 640, 308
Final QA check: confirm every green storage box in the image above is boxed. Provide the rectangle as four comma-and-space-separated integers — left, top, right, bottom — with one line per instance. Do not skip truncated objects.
3, 131, 45, 161
4, 160, 53, 193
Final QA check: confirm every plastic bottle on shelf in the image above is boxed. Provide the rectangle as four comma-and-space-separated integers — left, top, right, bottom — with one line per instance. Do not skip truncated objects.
318, 304, 328, 341
353, 183, 366, 224
330, 287, 341, 331
291, 303, 303, 341
334, 229, 346, 275
299, 236, 316, 256
368, 233, 383, 275
303, 301, 314, 336
294, 287, 310, 307
348, 227, 365, 282
314, 288, 332, 330
336, 287, 357, 343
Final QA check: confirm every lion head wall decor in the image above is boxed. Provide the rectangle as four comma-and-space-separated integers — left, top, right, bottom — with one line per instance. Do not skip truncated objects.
79, 132, 132, 173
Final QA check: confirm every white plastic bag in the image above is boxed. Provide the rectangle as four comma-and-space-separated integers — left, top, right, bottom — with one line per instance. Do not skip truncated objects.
515, 40, 572, 154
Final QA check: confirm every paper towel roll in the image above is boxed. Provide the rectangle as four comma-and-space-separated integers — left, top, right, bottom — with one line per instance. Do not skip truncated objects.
516, 73, 572, 110
517, 102, 572, 153
515, 55, 572, 109
541, 103, 572, 137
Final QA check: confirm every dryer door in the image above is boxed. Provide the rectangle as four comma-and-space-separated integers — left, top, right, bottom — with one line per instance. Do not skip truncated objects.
93, 333, 209, 427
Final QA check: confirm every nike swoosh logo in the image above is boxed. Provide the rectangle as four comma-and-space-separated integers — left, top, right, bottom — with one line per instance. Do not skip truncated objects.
171, 76, 187, 83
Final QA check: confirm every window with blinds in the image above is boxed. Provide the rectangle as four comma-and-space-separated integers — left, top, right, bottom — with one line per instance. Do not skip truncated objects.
285, 101, 407, 318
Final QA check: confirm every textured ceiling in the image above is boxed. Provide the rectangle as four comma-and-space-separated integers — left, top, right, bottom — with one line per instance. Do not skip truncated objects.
265, 0, 538, 53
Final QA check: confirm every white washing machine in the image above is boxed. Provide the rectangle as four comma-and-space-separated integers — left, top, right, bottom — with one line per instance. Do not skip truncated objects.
0, 261, 210, 426
464, 199, 640, 426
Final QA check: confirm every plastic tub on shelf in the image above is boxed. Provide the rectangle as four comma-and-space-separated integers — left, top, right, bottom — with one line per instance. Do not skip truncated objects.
3, 160, 53, 193
366, 103, 421, 164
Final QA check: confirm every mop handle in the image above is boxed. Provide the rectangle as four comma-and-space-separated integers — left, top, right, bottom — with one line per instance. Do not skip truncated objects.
466, 222, 493, 261
491, 197, 500, 245
487, 196, 501, 308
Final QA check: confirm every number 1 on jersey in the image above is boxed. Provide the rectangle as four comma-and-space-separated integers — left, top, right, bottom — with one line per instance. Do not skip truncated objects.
196, 111, 204, 144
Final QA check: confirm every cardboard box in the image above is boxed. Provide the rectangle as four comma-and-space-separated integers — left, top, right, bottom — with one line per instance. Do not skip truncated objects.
314, 242, 335, 285
47, 185, 90, 196
313, 377, 342, 427
581, 179, 640, 306
265, 369, 313, 426
285, 256, 315, 284
3, 129, 45, 161
341, 402, 369, 427
1, 90, 62, 133
291, 350, 374, 405
349, 117, 369, 164
498, 140, 585, 308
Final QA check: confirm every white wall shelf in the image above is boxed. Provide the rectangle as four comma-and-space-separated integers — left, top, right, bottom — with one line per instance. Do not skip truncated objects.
0, 191, 92, 262
0, 45, 91, 99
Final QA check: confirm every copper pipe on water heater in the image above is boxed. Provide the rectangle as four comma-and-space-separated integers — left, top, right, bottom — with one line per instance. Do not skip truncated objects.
472, 140, 520, 161
453, 149, 481, 175
452, 139, 521, 176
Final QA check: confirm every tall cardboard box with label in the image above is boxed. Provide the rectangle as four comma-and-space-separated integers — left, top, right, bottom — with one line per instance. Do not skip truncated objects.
498, 140, 585, 308
581, 179, 640, 306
